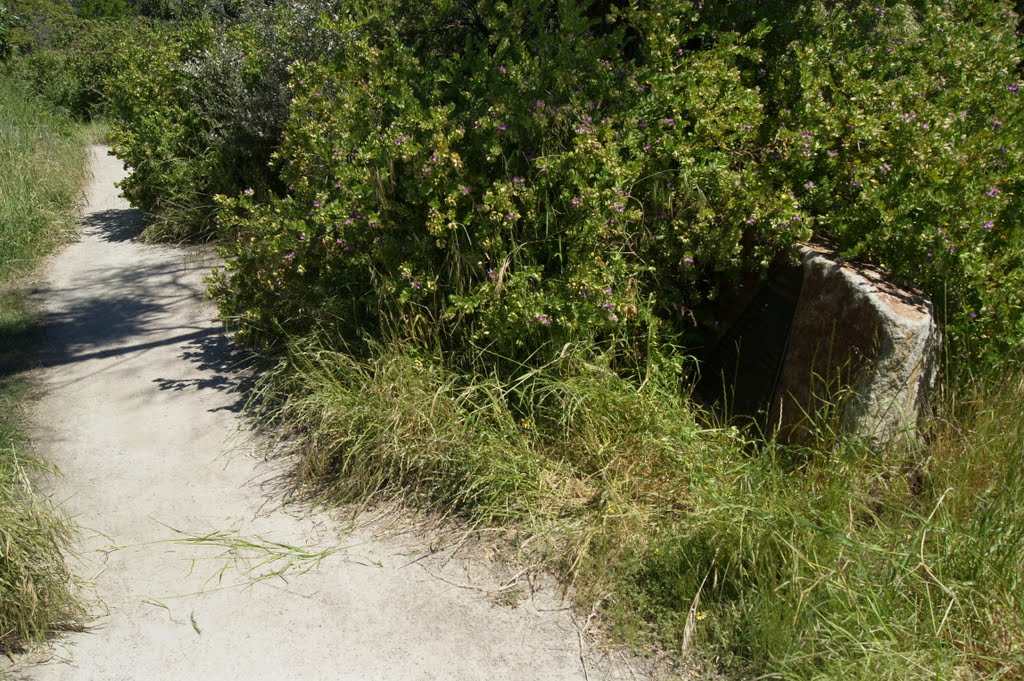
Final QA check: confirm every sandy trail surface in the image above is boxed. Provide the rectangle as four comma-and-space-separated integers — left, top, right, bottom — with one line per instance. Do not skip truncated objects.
10, 147, 646, 681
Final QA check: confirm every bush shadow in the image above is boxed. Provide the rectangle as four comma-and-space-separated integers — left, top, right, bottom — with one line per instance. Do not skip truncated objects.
81, 207, 147, 243
153, 332, 264, 414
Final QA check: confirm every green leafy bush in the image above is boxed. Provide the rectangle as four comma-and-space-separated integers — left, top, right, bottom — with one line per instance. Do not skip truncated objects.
105, 1, 345, 239
759, 2, 1023, 362
208, 0, 1022, 369
1, 0, 156, 120
212, 0, 809, 365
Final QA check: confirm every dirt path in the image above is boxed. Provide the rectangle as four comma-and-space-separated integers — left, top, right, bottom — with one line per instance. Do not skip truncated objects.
11, 147, 646, 681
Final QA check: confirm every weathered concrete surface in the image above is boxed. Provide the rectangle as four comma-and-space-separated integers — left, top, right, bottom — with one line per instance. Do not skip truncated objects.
769, 244, 940, 446
4, 147, 653, 681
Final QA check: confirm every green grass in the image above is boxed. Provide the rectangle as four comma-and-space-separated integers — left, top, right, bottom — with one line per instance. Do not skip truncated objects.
255, 337, 1024, 679
0, 74, 89, 652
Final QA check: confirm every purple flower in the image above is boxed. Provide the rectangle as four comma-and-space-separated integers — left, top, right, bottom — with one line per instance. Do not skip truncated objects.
663, 117, 676, 127
395, 135, 408, 145
638, 120, 648, 128
602, 302, 615, 311
682, 256, 694, 266
498, 65, 508, 73
601, 287, 613, 295
312, 200, 323, 208
1009, 83, 1019, 94
242, 188, 254, 196
969, 312, 977, 319
740, 124, 752, 131
983, 221, 995, 230
512, 176, 525, 186
284, 252, 294, 262
802, 130, 812, 139
461, 186, 471, 195
570, 196, 582, 207
497, 123, 507, 132
533, 314, 552, 325
880, 163, 891, 172
745, 216, 756, 226
613, 202, 625, 212
804, 181, 815, 190
993, 119, 1003, 131
505, 213, 517, 221
827, 150, 839, 158
986, 187, 1001, 197
534, 100, 545, 109
850, 180, 863, 187
802, 149, 812, 157
487, 268, 497, 280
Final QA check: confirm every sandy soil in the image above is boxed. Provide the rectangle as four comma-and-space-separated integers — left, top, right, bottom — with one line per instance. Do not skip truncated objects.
7, 147, 656, 681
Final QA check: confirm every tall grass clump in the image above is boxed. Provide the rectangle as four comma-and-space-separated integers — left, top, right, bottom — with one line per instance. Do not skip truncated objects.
0, 385, 83, 652
0, 77, 88, 282
260, 338, 1024, 679
0, 75, 87, 651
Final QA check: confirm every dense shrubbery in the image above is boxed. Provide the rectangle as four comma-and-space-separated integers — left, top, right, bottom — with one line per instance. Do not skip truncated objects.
0, 0, 148, 119
105, 1, 342, 238
213, 1, 807, 363
187, 0, 1023, 366
765, 3, 1023, 359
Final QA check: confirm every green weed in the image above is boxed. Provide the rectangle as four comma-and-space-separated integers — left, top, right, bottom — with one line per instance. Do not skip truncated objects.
258, 337, 1024, 679
0, 75, 88, 652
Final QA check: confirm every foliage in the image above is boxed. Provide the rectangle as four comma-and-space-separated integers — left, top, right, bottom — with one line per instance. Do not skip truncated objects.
212, 0, 807, 365
75, 0, 131, 19
0, 76, 87, 281
0, 5, 14, 60
5, 0, 1024, 674
759, 1, 1023, 361
205, 0, 1024, 369
0, 0, 155, 120
106, 1, 343, 238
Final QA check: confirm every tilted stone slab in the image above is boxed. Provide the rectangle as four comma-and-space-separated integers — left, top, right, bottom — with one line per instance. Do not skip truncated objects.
769, 245, 940, 447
